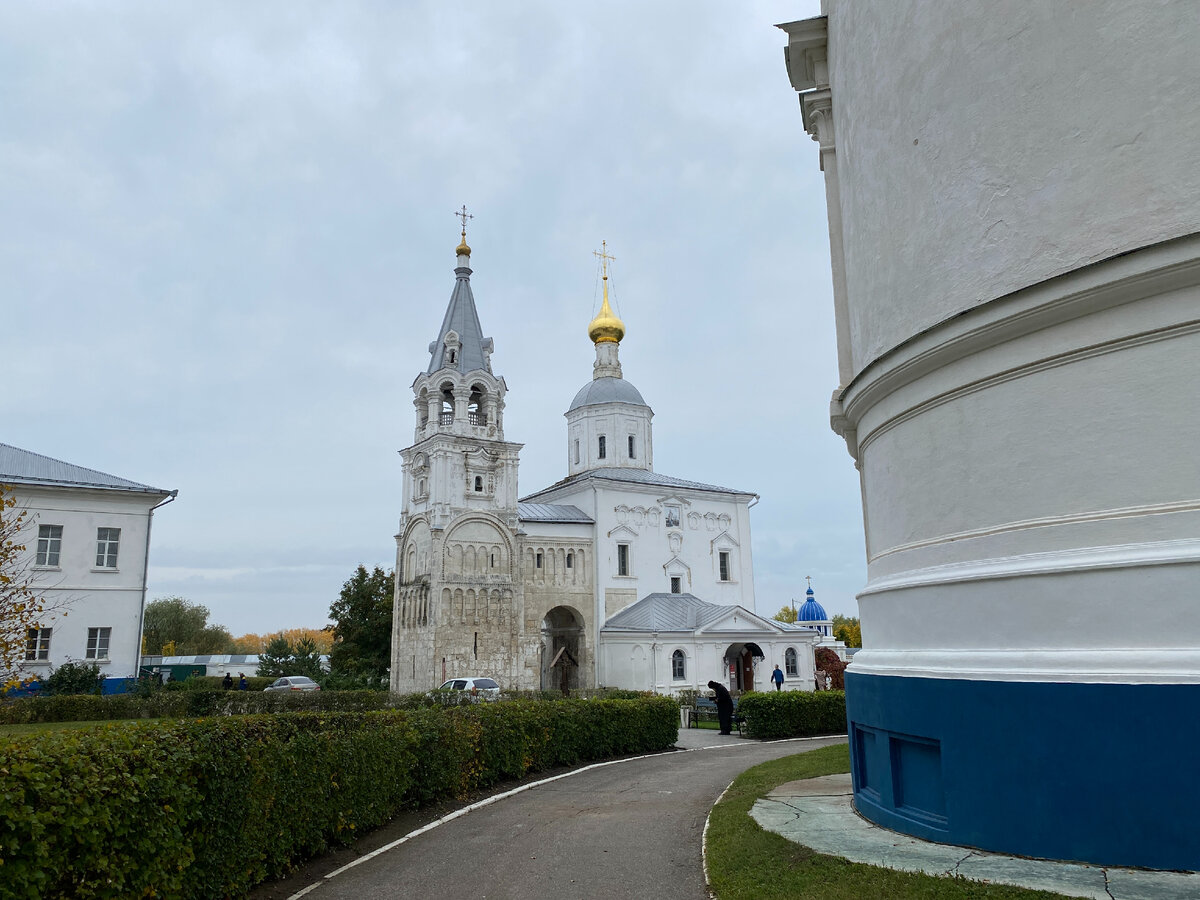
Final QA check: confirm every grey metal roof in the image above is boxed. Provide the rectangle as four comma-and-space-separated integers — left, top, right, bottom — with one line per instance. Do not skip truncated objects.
603, 593, 730, 632
567, 376, 649, 412
0, 443, 171, 495
426, 263, 494, 376
517, 502, 593, 524
522, 466, 753, 502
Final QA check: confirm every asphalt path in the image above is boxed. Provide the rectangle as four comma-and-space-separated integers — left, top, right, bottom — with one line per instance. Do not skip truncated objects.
285, 733, 845, 900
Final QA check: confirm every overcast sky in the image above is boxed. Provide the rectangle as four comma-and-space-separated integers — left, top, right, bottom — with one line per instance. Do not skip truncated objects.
1, 1, 865, 635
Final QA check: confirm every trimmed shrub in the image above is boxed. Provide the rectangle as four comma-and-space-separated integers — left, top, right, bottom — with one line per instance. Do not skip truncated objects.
737, 690, 847, 740
0, 696, 679, 898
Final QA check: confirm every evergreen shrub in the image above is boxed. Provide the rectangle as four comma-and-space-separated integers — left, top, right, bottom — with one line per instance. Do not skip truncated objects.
737, 690, 847, 739
0, 696, 678, 898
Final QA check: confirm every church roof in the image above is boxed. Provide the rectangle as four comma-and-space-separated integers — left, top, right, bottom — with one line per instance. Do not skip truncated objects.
522, 466, 754, 502
517, 502, 593, 523
798, 587, 828, 622
567, 376, 648, 411
602, 592, 730, 632
0, 442, 172, 496
426, 260, 493, 376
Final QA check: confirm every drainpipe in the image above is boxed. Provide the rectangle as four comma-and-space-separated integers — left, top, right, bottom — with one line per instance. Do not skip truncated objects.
135, 490, 178, 678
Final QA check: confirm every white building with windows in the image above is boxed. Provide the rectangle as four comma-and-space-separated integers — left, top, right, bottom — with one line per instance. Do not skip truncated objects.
391, 232, 819, 696
1, 443, 176, 680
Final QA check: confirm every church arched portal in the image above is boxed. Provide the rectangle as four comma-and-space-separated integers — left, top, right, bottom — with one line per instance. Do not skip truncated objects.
541, 606, 585, 695
722, 642, 764, 693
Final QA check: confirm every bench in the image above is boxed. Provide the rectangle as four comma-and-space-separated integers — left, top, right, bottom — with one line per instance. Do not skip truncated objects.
688, 696, 747, 735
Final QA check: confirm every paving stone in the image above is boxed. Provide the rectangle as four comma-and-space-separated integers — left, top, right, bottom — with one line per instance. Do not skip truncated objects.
1105, 867, 1200, 900
955, 852, 1109, 899
767, 773, 853, 798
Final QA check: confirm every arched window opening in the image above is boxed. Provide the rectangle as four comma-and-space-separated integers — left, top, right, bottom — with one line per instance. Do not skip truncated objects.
468, 384, 487, 425
785, 647, 798, 678
440, 384, 455, 425
566, 551, 574, 569
672, 649, 686, 680
598, 435, 607, 459
536, 551, 543, 569
448, 349, 456, 364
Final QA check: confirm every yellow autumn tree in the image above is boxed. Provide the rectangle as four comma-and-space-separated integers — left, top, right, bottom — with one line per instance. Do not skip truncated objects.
1, 484, 52, 685
231, 627, 332, 655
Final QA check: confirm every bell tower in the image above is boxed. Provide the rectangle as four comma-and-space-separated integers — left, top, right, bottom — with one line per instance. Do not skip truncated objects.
392, 212, 525, 693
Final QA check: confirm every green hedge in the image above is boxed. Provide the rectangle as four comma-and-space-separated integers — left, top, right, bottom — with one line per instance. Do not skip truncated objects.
737, 690, 847, 739
0, 688, 429, 725
0, 696, 679, 899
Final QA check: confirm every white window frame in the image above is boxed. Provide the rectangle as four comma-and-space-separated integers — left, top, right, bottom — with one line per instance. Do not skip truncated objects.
718, 550, 731, 582
598, 435, 607, 459
785, 647, 799, 677
25, 627, 52, 661
671, 649, 686, 680
670, 575, 681, 594
616, 543, 630, 577
36, 524, 63, 567
95, 527, 121, 569
86, 626, 112, 660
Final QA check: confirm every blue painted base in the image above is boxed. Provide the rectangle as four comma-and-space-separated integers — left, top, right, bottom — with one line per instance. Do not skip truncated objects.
846, 672, 1200, 871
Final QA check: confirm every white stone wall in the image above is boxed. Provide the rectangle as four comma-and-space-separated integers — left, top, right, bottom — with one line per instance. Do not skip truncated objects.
600, 632, 817, 694
565, 401, 653, 475
783, 4, 1200, 686
820, 0, 1200, 374
13, 485, 165, 678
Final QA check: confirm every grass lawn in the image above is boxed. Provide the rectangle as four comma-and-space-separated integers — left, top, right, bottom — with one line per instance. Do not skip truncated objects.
705, 745, 1070, 900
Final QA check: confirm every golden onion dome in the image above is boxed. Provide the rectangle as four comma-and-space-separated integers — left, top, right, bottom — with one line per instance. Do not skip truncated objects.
587, 287, 625, 344
456, 233, 471, 257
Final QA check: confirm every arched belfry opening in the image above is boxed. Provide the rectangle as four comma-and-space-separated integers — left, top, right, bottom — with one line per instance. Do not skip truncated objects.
541, 606, 585, 694
439, 382, 455, 425
722, 641, 764, 693
468, 383, 488, 426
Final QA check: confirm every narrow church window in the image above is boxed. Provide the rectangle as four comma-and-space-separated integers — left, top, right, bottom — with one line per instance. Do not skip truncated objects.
566, 551, 574, 569
628, 435, 635, 458
536, 551, 543, 569
574, 440, 580, 465
672, 649, 686, 680
474, 476, 483, 492
490, 553, 495, 567
617, 543, 629, 576
785, 647, 798, 678
670, 576, 681, 594
719, 551, 731, 582
598, 435, 606, 459
449, 349, 456, 364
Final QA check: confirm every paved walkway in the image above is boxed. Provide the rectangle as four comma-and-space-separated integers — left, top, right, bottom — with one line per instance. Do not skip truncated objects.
752, 773, 1200, 900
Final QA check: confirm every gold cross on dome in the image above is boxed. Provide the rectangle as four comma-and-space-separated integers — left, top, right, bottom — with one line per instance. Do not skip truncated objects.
806, 575, 812, 588
593, 240, 616, 278
455, 204, 474, 236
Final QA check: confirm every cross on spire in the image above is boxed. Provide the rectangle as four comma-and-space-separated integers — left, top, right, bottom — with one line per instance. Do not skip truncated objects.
455, 204, 474, 237
593, 240, 616, 278
806, 575, 812, 589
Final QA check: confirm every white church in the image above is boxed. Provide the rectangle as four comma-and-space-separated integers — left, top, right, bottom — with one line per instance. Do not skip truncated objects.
390, 228, 822, 696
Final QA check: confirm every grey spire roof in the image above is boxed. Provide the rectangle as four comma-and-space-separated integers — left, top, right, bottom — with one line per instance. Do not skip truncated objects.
522, 466, 754, 502
426, 261, 494, 375
603, 593, 730, 632
0, 442, 172, 495
567, 376, 648, 412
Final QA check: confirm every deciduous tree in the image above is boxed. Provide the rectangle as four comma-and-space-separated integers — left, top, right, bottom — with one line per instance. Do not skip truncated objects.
328, 565, 393, 680
141, 596, 233, 655
831, 614, 862, 648
771, 605, 798, 624
1, 484, 68, 686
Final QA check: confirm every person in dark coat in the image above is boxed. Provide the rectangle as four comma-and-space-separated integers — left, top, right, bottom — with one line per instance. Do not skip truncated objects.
221, 673, 233, 691
707, 680, 735, 735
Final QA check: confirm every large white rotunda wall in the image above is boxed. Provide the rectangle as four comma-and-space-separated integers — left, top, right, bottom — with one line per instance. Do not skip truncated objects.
782, 1, 1200, 870
824, 0, 1200, 371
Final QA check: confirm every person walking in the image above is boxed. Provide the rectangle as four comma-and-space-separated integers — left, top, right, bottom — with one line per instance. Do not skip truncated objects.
222, 672, 233, 691
771, 665, 784, 691
238, 673, 248, 691
706, 680, 735, 735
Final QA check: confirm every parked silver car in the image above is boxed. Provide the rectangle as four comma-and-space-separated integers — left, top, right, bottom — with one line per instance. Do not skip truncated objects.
264, 676, 321, 692
437, 677, 500, 700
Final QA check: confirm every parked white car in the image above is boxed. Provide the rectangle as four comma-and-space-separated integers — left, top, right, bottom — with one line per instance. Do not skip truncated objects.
436, 677, 500, 700
263, 676, 321, 693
